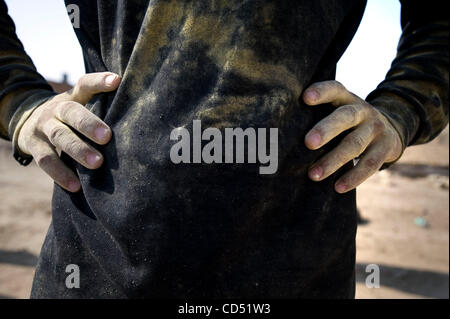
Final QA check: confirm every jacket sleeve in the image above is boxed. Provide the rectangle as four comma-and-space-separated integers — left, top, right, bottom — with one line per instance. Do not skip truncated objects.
0, 0, 56, 143
366, 0, 449, 153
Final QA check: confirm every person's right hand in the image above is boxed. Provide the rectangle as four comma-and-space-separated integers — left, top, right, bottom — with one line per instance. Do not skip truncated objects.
16, 72, 121, 193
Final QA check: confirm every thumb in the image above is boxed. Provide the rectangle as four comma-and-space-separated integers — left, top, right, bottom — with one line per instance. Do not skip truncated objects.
66, 72, 121, 105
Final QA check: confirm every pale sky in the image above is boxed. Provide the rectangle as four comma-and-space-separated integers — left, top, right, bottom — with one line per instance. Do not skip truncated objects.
5, 0, 401, 99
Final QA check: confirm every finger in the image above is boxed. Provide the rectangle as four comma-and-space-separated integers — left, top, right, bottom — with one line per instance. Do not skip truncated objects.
302, 80, 361, 106
65, 72, 121, 105
42, 119, 104, 169
334, 141, 388, 193
305, 103, 376, 150
308, 121, 382, 181
54, 101, 112, 145
29, 139, 81, 192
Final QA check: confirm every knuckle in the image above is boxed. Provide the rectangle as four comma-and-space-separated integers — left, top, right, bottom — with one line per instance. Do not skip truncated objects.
363, 101, 374, 109
57, 101, 75, 117
372, 118, 386, 134
64, 139, 83, 156
76, 76, 87, 90
334, 80, 345, 90
74, 116, 89, 132
348, 92, 359, 101
340, 105, 358, 123
61, 100, 76, 110
35, 115, 48, 129
364, 156, 382, 171
366, 104, 378, 116
330, 149, 351, 168
344, 134, 365, 150
352, 135, 366, 149
35, 153, 55, 167
336, 152, 351, 166
77, 73, 100, 93
328, 111, 341, 123
41, 99, 58, 112
35, 107, 54, 126
74, 78, 90, 98
332, 80, 348, 95
48, 126, 66, 144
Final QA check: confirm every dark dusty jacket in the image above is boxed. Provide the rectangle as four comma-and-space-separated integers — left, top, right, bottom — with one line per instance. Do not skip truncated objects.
0, 0, 448, 298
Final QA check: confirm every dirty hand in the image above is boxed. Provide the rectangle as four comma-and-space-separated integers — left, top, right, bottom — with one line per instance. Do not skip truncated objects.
16, 72, 121, 192
302, 80, 403, 193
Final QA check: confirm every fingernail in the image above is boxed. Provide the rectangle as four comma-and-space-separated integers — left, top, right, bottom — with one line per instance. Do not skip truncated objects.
105, 74, 117, 86
307, 132, 321, 148
309, 166, 323, 180
68, 181, 80, 192
95, 127, 109, 140
305, 89, 319, 101
335, 183, 347, 193
86, 153, 101, 166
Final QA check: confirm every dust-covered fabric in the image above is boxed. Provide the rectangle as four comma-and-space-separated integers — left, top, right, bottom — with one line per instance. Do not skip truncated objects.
0, 0, 448, 298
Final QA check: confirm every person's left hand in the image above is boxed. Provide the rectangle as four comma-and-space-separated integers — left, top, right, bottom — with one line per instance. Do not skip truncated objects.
302, 80, 403, 193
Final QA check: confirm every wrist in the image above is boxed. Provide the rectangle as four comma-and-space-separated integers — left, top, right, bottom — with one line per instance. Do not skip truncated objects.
9, 91, 56, 165
368, 98, 414, 170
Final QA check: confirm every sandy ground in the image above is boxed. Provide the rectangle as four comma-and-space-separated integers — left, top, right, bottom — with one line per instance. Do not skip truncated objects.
0, 127, 448, 299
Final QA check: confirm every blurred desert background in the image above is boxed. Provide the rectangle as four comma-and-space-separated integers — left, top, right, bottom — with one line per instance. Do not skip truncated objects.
0, 124, 448, 299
